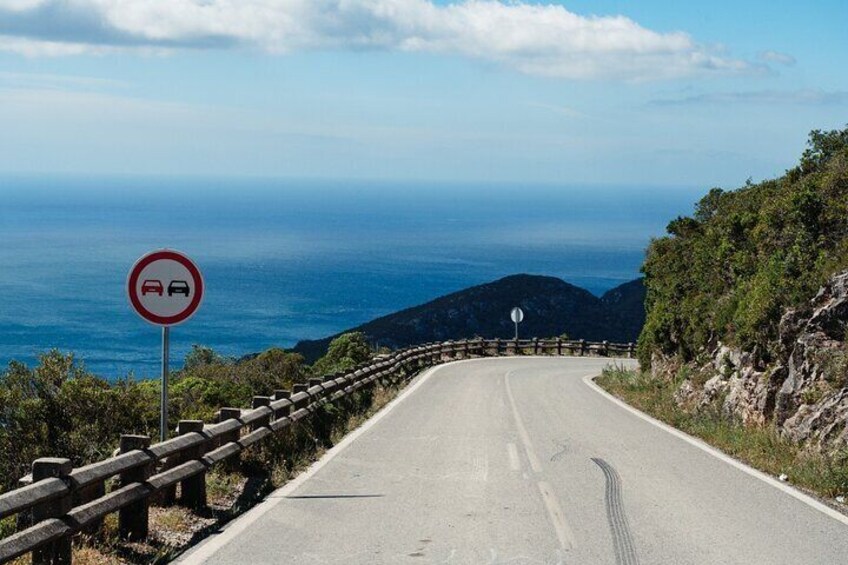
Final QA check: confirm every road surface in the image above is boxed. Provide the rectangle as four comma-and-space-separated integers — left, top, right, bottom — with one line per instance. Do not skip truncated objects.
181, 357, 848, 564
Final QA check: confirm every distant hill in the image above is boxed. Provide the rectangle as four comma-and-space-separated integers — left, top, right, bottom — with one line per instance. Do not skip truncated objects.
293, 274, 645, 363
600, 278, 647, 343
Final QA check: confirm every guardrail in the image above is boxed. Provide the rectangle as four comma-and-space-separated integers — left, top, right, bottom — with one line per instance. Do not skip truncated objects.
0, 337, 634, 564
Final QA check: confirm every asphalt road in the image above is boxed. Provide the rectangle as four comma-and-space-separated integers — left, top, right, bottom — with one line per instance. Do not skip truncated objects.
181, 357, 848, 565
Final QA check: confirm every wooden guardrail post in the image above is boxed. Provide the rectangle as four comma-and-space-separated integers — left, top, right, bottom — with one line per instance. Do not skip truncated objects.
31, 458, 73, 565
119, 434, 152, 542
15, 475, 33, 531
493, 338, 500, 356
292, 384, 309, 409
272, 392, 291, 420
273, 389, 290, 401
628, 342, 636, 358
602, 340, 609, 357
556, 337, 562, 356
533, 338, 539, 355
75, 475, 106, 537
579, 339, 586, 356
218, 408, 243, 444
216, 407, 243, 472
251, 397, 273, 430
177, 420, 207, 509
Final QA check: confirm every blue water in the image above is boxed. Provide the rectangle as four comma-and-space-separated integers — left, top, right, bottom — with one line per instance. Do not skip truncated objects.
0, 176, 703, 378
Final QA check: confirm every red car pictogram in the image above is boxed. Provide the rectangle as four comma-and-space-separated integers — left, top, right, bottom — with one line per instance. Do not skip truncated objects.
141, 279, 164, 296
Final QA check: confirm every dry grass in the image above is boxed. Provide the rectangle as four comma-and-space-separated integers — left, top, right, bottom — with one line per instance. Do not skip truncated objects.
597, 366, 848, 502
122, 376, 413, 563
2, 370, 421, 564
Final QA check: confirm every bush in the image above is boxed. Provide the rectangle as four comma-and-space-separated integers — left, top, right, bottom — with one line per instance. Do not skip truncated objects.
639, 126, 848, 366
312, 332, 373, 376
0, 344, 312, 494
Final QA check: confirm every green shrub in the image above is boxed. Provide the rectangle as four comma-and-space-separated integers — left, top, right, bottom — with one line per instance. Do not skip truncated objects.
312, 332, 373, 376
0, 344, 314, 494
640, 127, 848, 366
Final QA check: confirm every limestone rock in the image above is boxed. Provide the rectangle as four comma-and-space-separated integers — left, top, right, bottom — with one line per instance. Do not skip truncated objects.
654, 269, 848, 451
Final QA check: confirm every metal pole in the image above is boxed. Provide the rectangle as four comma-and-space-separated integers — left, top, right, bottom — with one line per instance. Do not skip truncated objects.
160, 326, 170, 443
514, 321, 518, 341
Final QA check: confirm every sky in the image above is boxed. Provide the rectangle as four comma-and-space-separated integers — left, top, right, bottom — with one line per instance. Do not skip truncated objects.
0, 0, 846, 187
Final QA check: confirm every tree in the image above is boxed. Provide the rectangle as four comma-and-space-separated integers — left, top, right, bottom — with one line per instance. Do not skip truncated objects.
312, 333, 373, 376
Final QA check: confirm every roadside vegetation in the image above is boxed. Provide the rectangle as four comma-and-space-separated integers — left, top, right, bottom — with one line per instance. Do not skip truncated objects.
597, 366, 848, 501
0, 332, 421, 563
638, 126, 848, 365
0, 332, 373, 495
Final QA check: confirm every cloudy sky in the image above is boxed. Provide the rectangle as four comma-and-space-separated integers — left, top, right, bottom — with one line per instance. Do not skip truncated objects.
1, 0, 846, 186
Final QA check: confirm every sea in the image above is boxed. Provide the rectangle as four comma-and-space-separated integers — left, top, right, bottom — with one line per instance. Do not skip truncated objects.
0, 176, 704, 378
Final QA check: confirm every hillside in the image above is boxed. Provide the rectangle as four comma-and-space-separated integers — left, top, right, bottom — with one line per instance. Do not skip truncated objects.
600, 278, 647, 342
637, 126, 848, 450
640, 126, 848, 364
293, 274, 645, 362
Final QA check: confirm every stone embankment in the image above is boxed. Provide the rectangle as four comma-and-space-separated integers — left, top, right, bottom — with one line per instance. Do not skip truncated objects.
658, 270, 848, 450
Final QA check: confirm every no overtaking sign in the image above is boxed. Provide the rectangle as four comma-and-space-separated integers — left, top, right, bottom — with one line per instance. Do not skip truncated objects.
128, 249, 204, 326
128, 249, 204, 441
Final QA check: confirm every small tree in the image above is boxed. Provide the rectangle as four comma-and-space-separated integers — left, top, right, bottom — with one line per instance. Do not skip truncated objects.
312, 332, 373, 376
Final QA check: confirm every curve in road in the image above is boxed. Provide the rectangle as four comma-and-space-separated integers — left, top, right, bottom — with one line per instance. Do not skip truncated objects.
180, 357, 848, 565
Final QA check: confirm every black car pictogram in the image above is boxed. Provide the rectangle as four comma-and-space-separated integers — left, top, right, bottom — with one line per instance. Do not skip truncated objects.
168, 280, 191, 297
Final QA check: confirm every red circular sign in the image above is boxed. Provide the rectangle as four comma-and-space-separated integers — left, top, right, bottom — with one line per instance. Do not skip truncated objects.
127, 249, 204, 326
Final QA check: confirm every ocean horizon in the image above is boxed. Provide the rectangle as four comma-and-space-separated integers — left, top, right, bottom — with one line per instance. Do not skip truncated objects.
1, 175, 704, 378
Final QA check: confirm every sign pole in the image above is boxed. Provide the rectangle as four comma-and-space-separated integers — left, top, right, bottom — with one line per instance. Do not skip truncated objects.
161, 326, 170, 443
128, 248, 204, 443
510, 307, 524, 342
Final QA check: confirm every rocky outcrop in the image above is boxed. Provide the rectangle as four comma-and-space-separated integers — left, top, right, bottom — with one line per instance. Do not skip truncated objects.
656, 270, 848, 451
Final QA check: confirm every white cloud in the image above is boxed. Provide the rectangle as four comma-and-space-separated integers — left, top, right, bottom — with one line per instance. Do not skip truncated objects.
0, 0, 758, 80
758, 50, 796, 66
650, 89, 848, 106
0, 70, 128, 89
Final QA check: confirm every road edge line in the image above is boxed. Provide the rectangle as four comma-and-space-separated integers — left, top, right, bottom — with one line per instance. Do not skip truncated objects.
582, 373, 848, 528
178, 361, 456, 564
177, 356, 630, 563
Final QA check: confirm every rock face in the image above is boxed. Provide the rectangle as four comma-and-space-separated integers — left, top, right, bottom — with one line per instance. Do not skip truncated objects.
655, 270, 848, 451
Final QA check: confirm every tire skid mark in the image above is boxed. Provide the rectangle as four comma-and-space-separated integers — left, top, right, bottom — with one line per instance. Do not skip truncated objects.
592, 458, 639, 565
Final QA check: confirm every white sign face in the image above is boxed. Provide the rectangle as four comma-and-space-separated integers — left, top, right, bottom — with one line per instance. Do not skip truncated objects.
510, 307, 524, 324
127, 249, 204, 326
